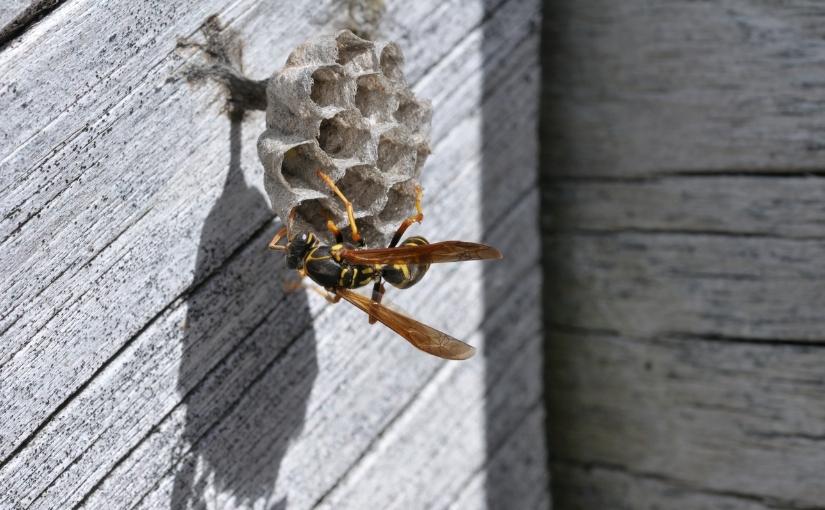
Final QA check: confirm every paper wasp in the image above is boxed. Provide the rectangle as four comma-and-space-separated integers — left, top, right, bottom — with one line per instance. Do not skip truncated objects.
269, 171, 502, 360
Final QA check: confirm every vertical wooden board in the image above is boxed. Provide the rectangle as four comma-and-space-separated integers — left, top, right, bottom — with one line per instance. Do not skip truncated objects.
542, 0, 825, 507
542, 0, 825, 176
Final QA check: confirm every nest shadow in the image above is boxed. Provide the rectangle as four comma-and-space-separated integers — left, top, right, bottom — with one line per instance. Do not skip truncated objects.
171, 111, 317, 509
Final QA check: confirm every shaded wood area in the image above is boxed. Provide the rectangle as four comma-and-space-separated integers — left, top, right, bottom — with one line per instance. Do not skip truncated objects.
0, 0, 547, 508
543, 1, 825, 509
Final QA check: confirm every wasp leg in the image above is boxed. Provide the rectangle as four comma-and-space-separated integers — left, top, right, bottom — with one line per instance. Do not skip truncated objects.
268, 226, 289, 251
282, 267, 308, 293
282, 279, 303, 293
368, 280, 385, 324
325, 218, 344, 244
313, 286, 341, 303
388, 184, 424, 248
316, 170, 364, 246
284, 278, 341, 304
366, 186, 423, 323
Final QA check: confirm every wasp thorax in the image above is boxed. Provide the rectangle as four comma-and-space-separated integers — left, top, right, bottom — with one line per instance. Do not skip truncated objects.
258, 30, 431, 247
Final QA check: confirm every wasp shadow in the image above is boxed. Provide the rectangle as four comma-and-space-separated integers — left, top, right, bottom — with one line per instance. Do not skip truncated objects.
171, 110, 317, 510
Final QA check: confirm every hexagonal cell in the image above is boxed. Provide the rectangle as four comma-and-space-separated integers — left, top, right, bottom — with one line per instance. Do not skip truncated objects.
351, 221, 384, 248
379, 180, 417, 225
355, 74, 394, 122
335, 31, 376, 72
310, 66, 347, 108
280, 142, 334, 191
394, 98, 427, 132
317, 111, 371, 160
377, 132, 416, 177
414, 144, 431, 175
380, 43, 405, 84
292, 199, 338, 242
336, 165, 387, 215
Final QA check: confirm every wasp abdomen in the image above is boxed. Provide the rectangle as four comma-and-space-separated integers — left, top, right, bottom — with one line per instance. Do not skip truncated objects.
338, 264, 378, 289
383, 236, 430, 289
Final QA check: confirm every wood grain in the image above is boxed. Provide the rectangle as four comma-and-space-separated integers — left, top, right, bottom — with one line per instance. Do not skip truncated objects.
543, 0, 825, 507
542, 0, 825, 177
0, 0, 546, 507
545, 176, 825, 239
545, 232, 825, 341
548, 330, 825, 509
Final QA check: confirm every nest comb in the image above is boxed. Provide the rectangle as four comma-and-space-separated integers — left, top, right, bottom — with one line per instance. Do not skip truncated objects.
257, 30, 432, 247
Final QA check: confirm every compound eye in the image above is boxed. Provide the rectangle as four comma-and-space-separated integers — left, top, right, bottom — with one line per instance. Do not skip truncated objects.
299, 233, 308, 242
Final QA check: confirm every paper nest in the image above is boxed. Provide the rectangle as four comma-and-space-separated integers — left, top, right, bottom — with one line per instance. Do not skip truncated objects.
257, 30, 432, 247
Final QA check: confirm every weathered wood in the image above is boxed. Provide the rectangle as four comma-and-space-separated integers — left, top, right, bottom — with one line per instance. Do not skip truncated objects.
551, 461, 781, 510
543, 0, 825, 177
546, 232, 825, 341
545, 176, 825, 239
543, 0, 825, 507
547, 330, 825, 509
1, 0, 546, 507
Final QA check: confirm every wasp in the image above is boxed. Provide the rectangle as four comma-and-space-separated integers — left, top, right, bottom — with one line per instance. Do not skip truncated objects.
269, 171, 502, 360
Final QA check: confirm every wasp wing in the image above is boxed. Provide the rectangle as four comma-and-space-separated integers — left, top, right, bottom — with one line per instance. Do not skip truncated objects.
335, 288, 476, 360
340, 241, 502, 266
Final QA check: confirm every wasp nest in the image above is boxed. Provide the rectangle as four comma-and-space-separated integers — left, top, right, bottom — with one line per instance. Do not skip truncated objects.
257, 30, 431, 247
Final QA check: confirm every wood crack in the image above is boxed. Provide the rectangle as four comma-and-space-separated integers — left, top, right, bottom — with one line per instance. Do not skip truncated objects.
546, 322, 825, 348
544, 226, 825, 242
551, 457, 823, 510
548, 169, 825, 182
742, 429, 825, 442
0, 0, 68, 50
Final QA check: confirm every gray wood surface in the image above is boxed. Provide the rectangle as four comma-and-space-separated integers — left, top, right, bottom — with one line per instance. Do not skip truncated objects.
0, 0, 547, 508
543, 1, 825, 508
543, 0, 825, 177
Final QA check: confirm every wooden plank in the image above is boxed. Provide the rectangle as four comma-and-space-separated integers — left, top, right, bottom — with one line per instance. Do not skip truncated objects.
542, 2, 825, 506
542, 0, 825, 177
0, 0, 505, 342
545, 232, 825, 341
544, 176, 825, 239
0, 0, 546, 505
547, 330, 825, 508
81, 192, 538, 510
551, 461, 779, 510
0, 0, 525, 458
